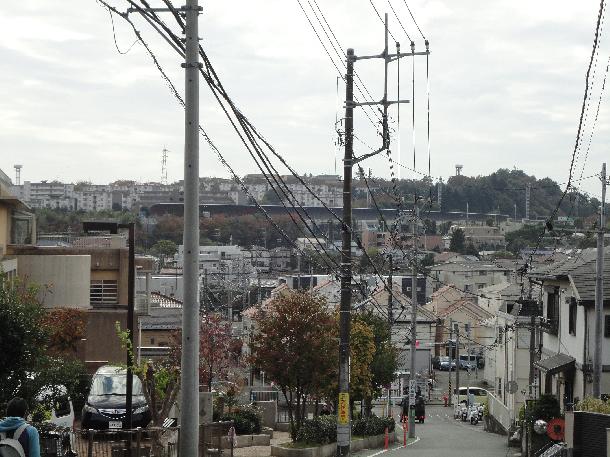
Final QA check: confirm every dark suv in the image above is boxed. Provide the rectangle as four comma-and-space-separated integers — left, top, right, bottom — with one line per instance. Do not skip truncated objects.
81, 366, 151, 430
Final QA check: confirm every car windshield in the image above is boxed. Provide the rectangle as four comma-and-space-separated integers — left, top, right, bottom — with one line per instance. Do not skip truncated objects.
90, 374, 144, 396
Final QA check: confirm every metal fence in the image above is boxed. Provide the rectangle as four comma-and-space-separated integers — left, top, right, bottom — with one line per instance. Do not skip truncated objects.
41, 423, 233, 457
249, 390, 278, 402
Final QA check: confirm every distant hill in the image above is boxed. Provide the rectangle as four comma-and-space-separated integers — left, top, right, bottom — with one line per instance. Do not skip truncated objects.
355, 168, 599, 220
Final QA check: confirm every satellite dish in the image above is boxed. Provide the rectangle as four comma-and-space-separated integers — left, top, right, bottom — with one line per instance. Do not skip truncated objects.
506, 381, 519, 394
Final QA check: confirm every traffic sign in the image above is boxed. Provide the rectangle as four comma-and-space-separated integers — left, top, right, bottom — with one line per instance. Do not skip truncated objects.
338, 393, 350, 425
409, 379, 416, 404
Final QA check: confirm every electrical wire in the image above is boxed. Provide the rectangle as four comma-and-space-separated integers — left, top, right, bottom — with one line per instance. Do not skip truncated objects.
401, 0, 426, 41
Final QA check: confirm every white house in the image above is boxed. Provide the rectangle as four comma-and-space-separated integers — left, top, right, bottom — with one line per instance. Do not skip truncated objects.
529, 249, 610, 411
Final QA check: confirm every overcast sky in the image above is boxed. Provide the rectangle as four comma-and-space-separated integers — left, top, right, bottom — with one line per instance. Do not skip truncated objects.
1, 0, 609, 196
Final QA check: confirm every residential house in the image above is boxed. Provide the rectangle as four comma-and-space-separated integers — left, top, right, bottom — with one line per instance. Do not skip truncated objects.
429, 261, 512, 294
354, 285, 438, 374
8, 235, 155, 373
436, 297, 494, 358
483, 300, 538, 434
528, 249, 610, 411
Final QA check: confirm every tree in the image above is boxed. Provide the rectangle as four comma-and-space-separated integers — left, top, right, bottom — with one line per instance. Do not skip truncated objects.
356, 312, 398, 416
42, 308, 87, 355
449, 228, 466, 253
348, 321, 376, 404
0, 275, 89, 413
249, 291, 335, 440
116, 324, 179, 457
151, 239, 178, 267
199, 313, 240, 392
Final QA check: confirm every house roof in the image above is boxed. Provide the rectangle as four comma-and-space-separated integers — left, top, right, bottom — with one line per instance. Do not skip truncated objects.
529, 248, 610, 303
534, 353, 575, 375
355, 285, 437, 323
438, 298, 493, 321
151, 292, 183, 308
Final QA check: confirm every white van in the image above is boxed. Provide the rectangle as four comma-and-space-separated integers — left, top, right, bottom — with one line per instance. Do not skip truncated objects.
34, 385, 75, 428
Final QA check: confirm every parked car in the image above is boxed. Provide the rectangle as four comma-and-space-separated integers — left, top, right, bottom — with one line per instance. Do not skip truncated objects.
452, 387, 488, 406
31, 385, 75, 428
81, 366, 151, 430
459, 355, 479, 371
439, 357, 456, 371
431, 356, 441, 370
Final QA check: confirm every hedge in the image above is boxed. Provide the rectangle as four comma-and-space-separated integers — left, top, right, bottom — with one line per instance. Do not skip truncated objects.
220, 405, 262, 435
296, 415, 395, 445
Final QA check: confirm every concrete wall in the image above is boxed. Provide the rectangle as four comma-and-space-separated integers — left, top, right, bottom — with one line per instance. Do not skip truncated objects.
0, 205, 8, 256
84, 308, 137, 372
17, 254, 91, 308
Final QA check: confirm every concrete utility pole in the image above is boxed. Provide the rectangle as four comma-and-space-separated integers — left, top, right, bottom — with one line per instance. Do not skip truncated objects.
339, 15, 429, 452
594, 162, 606, 398
527, 300, 537, 398
387, 253, 393, 417
180, 1, 201, 457
525, 183, 531, 221
409, 204, 419, 439
455, 325, 460, 404
448, 318, 453, 406
336, 47, 355, 457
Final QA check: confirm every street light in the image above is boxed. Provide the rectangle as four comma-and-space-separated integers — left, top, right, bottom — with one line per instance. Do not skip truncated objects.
83, 220, 136, 434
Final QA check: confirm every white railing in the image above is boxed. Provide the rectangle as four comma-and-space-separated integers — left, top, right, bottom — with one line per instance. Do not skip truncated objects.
487, 392, 511, 432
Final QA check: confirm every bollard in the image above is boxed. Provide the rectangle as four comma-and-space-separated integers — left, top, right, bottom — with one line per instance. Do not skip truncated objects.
87, 430, 94, 457
136, 428, 142, 457
384, 427, 389, 449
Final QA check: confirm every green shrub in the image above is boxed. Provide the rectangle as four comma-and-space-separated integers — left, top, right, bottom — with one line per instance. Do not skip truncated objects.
295, 415, 337, 445
220, 404, 262, 435
352, 415, 394, 437
525, 394, 561, 424
575, 396, 610, 414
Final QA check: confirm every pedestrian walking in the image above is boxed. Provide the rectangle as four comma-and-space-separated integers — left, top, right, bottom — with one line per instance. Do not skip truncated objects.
0, 397, 41, 457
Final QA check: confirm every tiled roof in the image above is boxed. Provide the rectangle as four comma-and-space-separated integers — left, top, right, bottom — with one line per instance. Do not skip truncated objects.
438, 298, 493, 321
151, 292, 183, 308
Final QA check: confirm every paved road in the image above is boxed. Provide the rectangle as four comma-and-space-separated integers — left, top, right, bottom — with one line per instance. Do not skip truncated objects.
354, 405, 517, 457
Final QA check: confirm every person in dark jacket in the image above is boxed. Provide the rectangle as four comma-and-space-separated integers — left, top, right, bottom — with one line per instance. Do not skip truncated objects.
0, 398, 41, 457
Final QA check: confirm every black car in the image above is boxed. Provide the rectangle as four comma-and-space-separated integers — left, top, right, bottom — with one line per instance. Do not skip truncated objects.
81, 366, 151, 430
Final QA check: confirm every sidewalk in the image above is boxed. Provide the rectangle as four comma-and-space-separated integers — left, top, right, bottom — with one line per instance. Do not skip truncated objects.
233, 431, 291, 457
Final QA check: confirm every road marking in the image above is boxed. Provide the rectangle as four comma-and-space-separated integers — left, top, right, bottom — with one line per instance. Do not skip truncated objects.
365, 437, 421, 456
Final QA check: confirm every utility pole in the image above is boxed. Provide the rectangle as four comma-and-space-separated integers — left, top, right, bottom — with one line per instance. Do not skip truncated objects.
594, 162, 606, 398
528, 300, 537, 398
525, 182, 531, 221
338, 14, 429, 451
448, 318, 453, 406
180, 1, 201, 456
336, 47, 354, 457
387, 253, 393, 417
408, 204, 419, 439
455, 325, 460, 406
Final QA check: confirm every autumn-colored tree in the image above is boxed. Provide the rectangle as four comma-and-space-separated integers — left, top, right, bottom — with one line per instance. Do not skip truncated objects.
199, 313, 240, 391
249, 291, 335, 440
349, 321, 376, 403
0, 275, 88, 412
356, 312, 399, 416
319, 316, 377, 413
42, 308, 87, 355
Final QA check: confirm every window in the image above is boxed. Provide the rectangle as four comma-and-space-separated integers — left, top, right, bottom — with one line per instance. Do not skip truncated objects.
90, 280, 118, 305
546, 288, 559, 333
605, 315, 610, 338
479, 271, 487, 276
150, 337, 155, 344
498, 327, 504, 344
569, 299, 577, 336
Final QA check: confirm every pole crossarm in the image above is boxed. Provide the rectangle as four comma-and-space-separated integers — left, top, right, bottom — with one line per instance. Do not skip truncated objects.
346, 99, 410, 107
354, 50, 429, 61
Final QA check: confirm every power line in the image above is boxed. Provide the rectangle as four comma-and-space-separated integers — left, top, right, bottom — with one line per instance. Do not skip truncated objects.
401, 0, 426, 41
